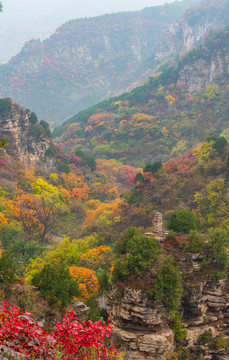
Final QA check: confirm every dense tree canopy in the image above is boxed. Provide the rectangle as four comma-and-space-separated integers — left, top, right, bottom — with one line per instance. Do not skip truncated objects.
168, 209, 201, 234
112, 227, 161, 281
154, 256, 182, 314
32, 264, 79, 307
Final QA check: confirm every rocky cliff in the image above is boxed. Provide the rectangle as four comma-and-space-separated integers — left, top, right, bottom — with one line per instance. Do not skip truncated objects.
177, 42, 229, 91
0, 99, 51, 167
107, 249, 229, 360
155, 0, 229, 64
108, 286, 175, 360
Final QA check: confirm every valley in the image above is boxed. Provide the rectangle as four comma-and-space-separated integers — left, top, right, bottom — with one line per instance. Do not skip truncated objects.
0, 0, 229, 359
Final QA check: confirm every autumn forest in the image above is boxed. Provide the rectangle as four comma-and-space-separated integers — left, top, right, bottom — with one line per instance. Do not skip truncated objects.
1, 0, 229, 359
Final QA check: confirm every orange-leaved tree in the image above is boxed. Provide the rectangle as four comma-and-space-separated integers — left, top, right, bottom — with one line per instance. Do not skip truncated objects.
69, 266, 99, 301
6, 191, 60, 243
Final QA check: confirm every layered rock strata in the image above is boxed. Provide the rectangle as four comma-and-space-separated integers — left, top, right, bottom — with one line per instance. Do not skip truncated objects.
0, 101, 51, 167
107, 286, 175, 360
108, 251, 229, 360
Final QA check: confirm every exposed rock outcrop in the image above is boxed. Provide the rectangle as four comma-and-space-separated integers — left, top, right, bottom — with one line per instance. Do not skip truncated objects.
0, 99, 51, 167
0, 0, 203, 124
108, 251, 229, 360
107, 286, 175, 360
155, 0, 229, 63
177, 47, 229, 92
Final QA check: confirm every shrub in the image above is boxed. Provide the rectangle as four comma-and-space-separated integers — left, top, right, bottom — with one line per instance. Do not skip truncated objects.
198, 330, 213, 345
58, 162, 71, 174
112, 227, 161, 281
209, 337, 229, 351
0, 302, 119, 359
154, 256, 183, 314
200, 257, 211, 271
216, 250, 229, 270
29, 112, 38, 124
213, 137, 227, 153
45, 144, 57, 157
134, 172, 144, 183
40, 120, 51, 137
84, 155, 97, 171
169, 312, 187, 343
168, 209, 200, 233
0, 251, 16, 284
0, 99, 12, 115
208, 227, 229, 253
207, 227, 229, 270
167, 230, 176, 243
0, 140, 8, 148
32, 264, 79, 307
186, 230, 206, 253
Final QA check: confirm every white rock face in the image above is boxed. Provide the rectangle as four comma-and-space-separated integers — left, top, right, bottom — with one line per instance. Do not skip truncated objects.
177, 47, 229, 92
155, 1, 228, 64
0, 102, 51, 167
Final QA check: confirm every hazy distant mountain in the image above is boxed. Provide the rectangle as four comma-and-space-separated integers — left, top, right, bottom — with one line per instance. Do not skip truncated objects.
0, 0, 201, 125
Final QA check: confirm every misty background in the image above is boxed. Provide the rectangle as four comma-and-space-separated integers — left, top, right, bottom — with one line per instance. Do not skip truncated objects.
0, 0, 178, 63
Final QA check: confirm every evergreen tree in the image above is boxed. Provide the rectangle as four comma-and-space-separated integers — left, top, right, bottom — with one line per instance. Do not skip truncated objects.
32, 264, 79, 307
0, 251, 16, 284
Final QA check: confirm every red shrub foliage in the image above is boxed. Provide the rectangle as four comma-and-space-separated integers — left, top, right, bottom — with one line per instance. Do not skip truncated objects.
0, 302, 118, 359
0, 157, 6, 166
125, 174, 136, 185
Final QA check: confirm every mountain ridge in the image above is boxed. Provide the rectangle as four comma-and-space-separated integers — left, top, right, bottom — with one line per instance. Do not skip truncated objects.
0, 0, 202, 125
53, 27, 229, 167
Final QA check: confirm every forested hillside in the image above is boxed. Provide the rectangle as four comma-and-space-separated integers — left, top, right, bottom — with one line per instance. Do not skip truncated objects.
0, 0, 203, 124
1, 96, 229, 358
53, 27, 229, 166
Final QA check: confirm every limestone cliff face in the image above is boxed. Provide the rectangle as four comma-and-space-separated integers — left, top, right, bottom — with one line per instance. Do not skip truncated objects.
107, 252, 229, 360
183, 279, 229, 358
155, 0, 229, 63
177, 46, 229, 91
0, 100, 51, 167
107, 287, 174, 360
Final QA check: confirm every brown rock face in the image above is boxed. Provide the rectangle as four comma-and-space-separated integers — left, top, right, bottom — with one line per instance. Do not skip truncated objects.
108, 253, 229, 360
0, 100, 51, 167
183, 278, 229, 358
107, 286, 175, 360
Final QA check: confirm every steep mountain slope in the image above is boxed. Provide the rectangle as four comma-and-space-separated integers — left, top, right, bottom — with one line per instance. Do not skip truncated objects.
122, 137, 229, 227
53, 28, 229, 167
0, 0, 202, 125
155, 0, 229, 65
